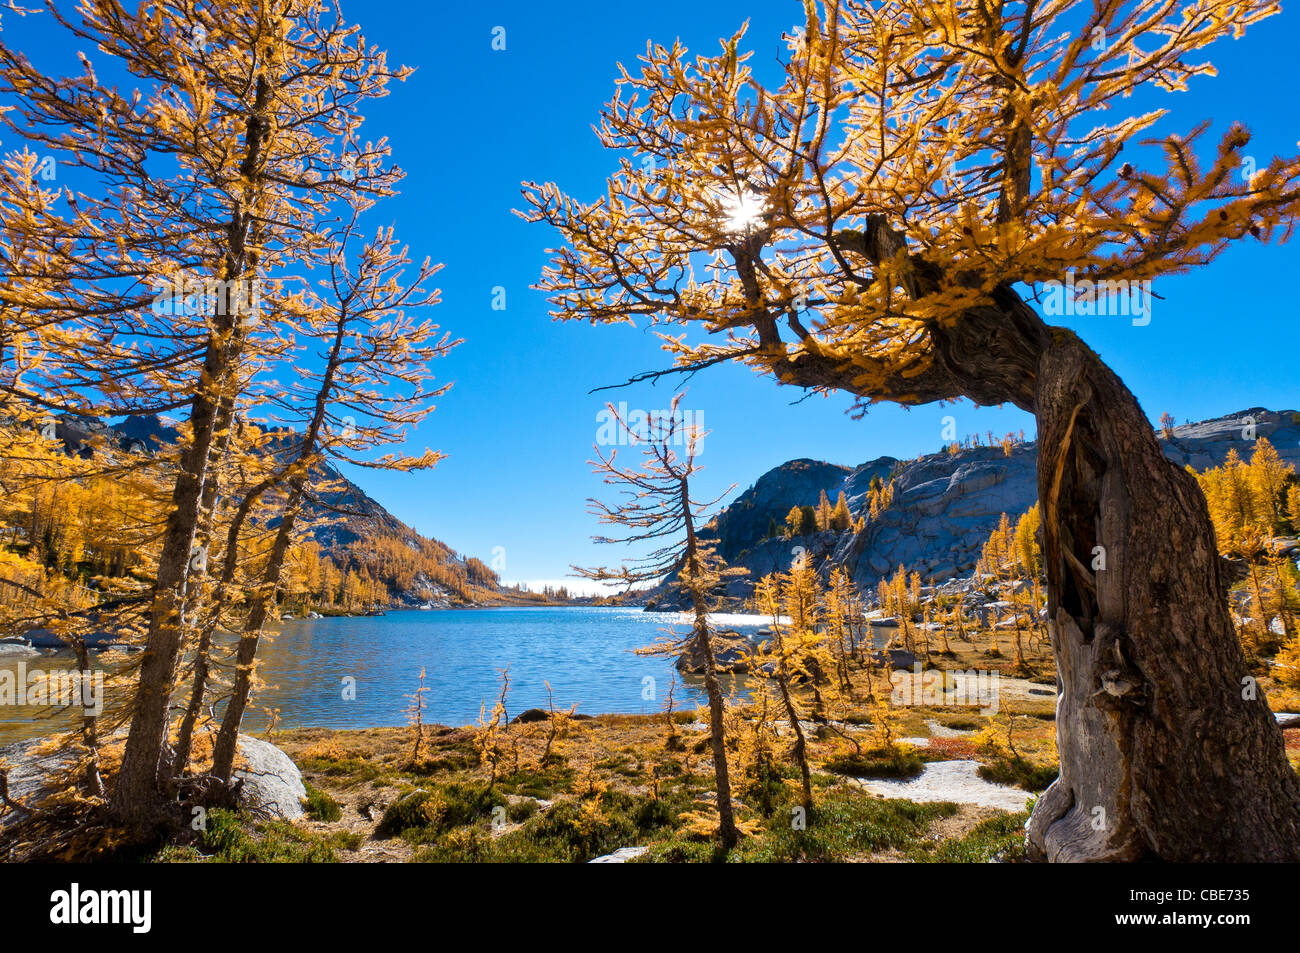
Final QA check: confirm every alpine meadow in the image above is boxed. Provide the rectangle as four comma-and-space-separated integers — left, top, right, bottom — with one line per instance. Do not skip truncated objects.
0, 0, 1298, 934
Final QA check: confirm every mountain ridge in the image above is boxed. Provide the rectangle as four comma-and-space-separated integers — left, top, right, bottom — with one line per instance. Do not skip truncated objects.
697, 407, 1300, 600
34, 412, 511, 608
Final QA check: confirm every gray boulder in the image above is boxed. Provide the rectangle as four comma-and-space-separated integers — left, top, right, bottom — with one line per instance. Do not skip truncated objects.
0, 733, 306, 825
233, 735, 306, 821
869, 648, 919, 670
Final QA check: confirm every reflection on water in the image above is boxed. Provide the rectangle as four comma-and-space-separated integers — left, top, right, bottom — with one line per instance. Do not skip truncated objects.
0, 606, 770, 743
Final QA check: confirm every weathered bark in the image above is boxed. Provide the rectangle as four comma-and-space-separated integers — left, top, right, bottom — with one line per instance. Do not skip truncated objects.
109, 358, 230, 826
928, 303, 1300, 859
169, 618, 215, 781
168, 394, 239, 781
930, 315, 1300, 859
171, 473, 277, 780
1024, 331, 1300, 861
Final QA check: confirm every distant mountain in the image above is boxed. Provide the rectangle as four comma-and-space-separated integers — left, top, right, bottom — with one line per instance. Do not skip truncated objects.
38, 413, 509, 607
698, 408, 1300, 600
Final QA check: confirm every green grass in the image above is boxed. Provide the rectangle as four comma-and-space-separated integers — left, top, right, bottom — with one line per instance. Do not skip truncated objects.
637, 838, 727, 863
976, 756, 1058, 792
911, 811, 1030, 863
374, 781, 509, 841
301, 782, 343, 822
735, 793, 957, 862
299, 756, 381, 787
327, 830, 364, 851
494, 763, 575, 799
161, 809, 339, 863
410, 789, 693, 863
506, 799, 539, 823
639, 792, 958, 863
150, 784, 1028, 865
823, 745, 924, 779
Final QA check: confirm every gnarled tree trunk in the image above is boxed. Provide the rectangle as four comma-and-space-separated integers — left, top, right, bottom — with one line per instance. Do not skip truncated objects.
751, 221, 1300, 857
928, 299, 1300, 860
803, 222, 1300, 860
1024, 331, 1300, 861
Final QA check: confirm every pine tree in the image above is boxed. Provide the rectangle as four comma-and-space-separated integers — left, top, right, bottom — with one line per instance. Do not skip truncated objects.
211, 212, 453, 783
783, 505, 803, 538
406, 667, 429, 764
751, 562, 837, 816
815, 489, 833, 532
0, 0, 427, 828
830, 491, 852, 532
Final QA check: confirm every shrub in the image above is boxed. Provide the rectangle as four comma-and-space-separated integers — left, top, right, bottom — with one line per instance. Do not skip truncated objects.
300, 738, 347, 761
976, 757, 1058, 792
729, 792, 955, 862
374, 782, 507, 840
301, 782, 343, 822
506, 799, 539, 823
527, 798, 636, 861
196, 809, 337, 863
638, 838, 726, 863
823, 745, 924, 779
915, 811, 1030, 863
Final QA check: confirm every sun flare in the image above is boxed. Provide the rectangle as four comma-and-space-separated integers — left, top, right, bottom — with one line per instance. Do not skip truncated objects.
717, 190, 766, 235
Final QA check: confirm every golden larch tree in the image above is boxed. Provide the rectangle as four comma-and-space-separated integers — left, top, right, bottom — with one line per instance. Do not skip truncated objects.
523, 0, 1300, 859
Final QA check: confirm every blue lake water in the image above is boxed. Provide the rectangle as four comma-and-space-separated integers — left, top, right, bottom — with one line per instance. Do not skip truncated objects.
0, 606, 770, 743
250, 606, 763, 730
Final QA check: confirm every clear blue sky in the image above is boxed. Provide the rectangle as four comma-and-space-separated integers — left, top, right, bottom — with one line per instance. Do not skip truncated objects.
6, 2, 1298, 590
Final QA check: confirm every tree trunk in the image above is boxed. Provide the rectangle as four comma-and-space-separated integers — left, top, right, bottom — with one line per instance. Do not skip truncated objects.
756, 222, 1300, 858
681, 480, 739, 849
108, 375, 224, 827
211, 484, 303, 782
170, 394, 239, 781
773, 652, 813, 813
695, 621, 740, 849
1024, 331, 1300, 861
109, 75, 270, 828
172, 475, 276, 779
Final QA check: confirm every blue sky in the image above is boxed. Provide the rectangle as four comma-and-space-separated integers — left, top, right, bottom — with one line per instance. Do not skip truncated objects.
5, 2, 1298, 590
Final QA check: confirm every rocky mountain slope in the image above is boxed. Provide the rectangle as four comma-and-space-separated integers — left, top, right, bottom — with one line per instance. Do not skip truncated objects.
40, 413, 505, 606
700, 408, 1300, 599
